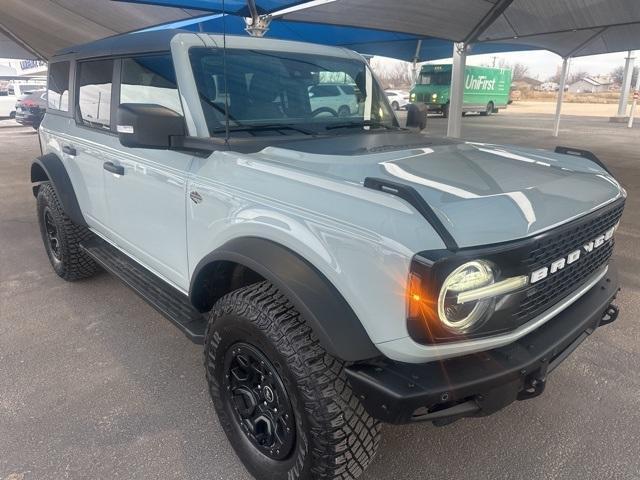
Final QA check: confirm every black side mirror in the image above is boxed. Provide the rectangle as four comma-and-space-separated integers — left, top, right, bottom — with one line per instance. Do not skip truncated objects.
405, 103, 428, 131
117, 103, 185, 149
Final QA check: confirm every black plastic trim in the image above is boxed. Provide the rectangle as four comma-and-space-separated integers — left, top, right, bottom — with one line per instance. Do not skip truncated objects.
555, 146, 612, 175
345, 262, 620, 424
189, 237, 380, 362
364, 177, 458, 251
31, 153, 87, 227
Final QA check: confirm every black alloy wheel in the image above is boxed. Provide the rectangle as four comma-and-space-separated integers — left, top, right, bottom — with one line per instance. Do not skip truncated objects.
223, 342, 296, 460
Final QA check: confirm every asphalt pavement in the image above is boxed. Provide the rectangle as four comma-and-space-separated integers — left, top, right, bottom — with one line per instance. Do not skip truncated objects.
1, 113, 639, 479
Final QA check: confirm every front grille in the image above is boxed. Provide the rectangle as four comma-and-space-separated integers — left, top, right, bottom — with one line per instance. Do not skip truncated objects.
515, 200, 624, 322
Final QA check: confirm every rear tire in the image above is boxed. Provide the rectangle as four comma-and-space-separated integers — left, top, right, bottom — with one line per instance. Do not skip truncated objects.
480, 101, 494, 116
36, 182, 100, 281
204, 281, 381, 480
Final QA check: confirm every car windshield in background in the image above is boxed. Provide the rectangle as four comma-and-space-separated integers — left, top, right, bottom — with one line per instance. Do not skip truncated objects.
189, 47, 397, 136
419, 72, 451, 86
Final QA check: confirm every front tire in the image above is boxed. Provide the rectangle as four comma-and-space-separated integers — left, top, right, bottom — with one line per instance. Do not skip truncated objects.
204, 281, 381, 480
36, 182, 100, 281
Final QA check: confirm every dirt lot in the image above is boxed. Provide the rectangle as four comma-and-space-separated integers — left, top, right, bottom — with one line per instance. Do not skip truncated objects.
1, 114, 640, 480
507, 100, 631, 117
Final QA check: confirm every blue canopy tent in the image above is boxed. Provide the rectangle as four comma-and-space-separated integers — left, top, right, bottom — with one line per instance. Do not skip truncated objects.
155, 13, 537, 62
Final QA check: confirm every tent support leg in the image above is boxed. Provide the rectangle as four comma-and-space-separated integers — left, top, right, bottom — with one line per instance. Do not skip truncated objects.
447, 42, 467, 138
411, 39, 422, 83
553, 57, 569, 137
617, 51, 635, 117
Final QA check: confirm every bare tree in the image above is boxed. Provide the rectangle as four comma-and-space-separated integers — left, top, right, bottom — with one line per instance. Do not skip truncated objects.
370, 58, 412, 89
493, 59, 529, 81
611, 65, 639, 88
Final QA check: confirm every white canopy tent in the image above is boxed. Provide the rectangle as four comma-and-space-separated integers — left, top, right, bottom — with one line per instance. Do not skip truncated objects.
0, 0, 209, 60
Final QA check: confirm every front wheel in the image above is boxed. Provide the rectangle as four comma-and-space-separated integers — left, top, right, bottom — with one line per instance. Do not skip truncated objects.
204, 281, 381, 480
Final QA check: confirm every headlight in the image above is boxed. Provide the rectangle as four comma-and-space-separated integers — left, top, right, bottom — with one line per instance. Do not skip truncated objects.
410, 92, 416, 101
431, 93, 438, 100
407, 256, 529, 344
437, 261, 494, 333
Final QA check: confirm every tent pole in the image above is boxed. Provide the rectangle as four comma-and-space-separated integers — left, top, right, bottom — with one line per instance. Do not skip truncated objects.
553, 57, 570, 137
628, 69, 640, 128
617, 51, 635, 117
447, 42, 467, 138
411, 39, 422, 83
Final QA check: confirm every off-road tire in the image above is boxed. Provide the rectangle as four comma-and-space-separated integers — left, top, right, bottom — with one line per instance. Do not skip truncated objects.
204, 281, 381, 480
36, 182, 100, 281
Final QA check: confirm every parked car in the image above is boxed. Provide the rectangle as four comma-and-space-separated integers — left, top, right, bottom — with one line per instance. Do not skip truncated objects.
385, 89, 409, 110
15, 89, 46, 129
308, 83, 359, 117
32, 30, 625, 480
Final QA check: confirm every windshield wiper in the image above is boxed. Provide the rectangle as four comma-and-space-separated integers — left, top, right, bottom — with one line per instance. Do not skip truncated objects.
211, 124, 317, 136
325, 120, 397, 131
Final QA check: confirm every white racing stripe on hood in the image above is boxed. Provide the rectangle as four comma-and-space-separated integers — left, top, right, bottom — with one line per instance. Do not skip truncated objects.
381, 160, 536, 227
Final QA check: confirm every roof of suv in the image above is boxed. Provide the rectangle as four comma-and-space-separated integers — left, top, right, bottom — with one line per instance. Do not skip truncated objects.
51, 29, 361, 62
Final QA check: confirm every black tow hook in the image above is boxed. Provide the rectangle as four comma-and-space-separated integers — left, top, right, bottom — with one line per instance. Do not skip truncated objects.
600, 303, 619, 327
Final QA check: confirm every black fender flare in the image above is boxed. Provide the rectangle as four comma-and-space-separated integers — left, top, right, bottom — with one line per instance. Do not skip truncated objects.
31, 153, 87, 227
190, 237, 380, 362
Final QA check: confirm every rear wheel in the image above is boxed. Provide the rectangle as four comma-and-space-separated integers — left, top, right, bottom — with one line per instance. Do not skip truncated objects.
36, 182, 100, 281
480, 101, 494, 116
204, 281, 381, 480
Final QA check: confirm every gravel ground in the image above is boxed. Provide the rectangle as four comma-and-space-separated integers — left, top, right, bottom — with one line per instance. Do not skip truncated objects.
1, 113, 639, 480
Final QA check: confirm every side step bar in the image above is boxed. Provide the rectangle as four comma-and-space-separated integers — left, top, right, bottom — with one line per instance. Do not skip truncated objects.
80, 237, 207, 343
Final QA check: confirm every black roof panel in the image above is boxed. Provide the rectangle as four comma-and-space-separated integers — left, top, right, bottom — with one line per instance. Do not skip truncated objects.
52, 29, 188, 60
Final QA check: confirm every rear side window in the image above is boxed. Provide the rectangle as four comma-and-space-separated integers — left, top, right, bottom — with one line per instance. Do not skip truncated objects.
77, 59, 113, 130
47, 61, 70, 111
310, 85, 340, 97
120, 55, 183, 115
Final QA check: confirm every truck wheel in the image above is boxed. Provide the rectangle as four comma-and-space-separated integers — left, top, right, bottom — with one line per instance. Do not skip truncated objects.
480, 101, 494, 116
442, 103, 449, 118
204, 281, 381, 480
36, 182, 100, 281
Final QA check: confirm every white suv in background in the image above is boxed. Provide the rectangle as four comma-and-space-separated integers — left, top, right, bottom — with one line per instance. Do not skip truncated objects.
385, 89, 409, 110
308, 83, 359, 117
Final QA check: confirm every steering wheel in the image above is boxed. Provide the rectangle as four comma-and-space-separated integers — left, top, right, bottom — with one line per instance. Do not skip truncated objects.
311, 107, 339, 117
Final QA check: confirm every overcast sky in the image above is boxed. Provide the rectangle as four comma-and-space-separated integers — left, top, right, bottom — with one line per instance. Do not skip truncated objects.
379, 50, 635, 82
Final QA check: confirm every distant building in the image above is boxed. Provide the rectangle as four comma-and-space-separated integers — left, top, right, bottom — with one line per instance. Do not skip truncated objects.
511, 77, 542, 91
568, 76, 616, 93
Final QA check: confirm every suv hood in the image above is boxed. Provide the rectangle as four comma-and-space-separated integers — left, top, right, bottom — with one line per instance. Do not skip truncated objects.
255, 134, 624, 248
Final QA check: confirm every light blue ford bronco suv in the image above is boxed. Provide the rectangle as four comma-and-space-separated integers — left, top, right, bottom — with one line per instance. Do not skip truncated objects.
33, 30, 625, 480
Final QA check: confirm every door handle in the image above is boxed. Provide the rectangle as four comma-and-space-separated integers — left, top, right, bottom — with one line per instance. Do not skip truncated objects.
103, 161, 125, 175
62, 145, 76, 156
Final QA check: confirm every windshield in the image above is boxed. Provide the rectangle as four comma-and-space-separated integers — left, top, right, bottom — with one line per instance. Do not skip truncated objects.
189, 47, 397, 136
418, 72, 451, 86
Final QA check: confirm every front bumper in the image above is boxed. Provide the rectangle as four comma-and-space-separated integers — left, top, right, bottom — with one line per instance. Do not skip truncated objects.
345, 262, 620, 425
